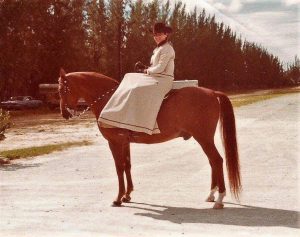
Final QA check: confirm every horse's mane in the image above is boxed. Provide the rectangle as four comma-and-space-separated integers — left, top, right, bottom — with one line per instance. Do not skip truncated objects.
66, 72, 119, 86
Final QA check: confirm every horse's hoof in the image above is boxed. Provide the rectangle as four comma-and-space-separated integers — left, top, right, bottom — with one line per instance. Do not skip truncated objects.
121, 195, 131, 203
205, 196, 215, 202
112, 201, 122, 207
213, 202, 224, 209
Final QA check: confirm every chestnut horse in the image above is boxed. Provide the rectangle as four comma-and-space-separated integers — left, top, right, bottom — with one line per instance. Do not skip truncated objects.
58, 69, 241, 209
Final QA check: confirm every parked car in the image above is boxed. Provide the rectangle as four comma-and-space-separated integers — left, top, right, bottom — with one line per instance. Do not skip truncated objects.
39, 84, 59, 109
0, 96, 43, 110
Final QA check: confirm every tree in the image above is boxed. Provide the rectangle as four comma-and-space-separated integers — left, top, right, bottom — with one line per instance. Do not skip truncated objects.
285, 56, 300, 85
0, 0, 88, 98
0, 0, 35, 98
0, 0, 296, 98
122, 0, 149, 73
0, 109, 11, 141
85, 0, 109, 73
106, 0, 128, 80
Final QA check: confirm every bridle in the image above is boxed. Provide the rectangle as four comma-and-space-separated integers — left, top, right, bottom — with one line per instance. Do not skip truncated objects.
58, 77, 117, 119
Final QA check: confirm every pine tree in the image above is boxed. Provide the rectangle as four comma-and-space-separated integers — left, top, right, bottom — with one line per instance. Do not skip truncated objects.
85, 0, 108, 73
123, 0, 148, 73
285, 56, 300, 85
106, 0, 128, 80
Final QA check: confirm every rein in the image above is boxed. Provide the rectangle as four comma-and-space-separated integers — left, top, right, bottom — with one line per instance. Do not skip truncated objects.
59, 78, 117, 119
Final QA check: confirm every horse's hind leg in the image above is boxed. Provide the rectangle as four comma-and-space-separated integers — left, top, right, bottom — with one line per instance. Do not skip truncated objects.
205, 184, 218, 202
195, 136, 226, 209
205, 158, 221, 202
109, 141, 126, 206
122, 143, 134, 203
203, 142, 226, 209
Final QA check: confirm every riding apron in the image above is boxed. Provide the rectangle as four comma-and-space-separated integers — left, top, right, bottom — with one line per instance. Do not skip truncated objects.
98, 40, 175, 135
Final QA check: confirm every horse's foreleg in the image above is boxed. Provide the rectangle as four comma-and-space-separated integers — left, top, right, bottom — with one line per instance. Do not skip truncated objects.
109, 141, 126, 206
122, 143, 133, 203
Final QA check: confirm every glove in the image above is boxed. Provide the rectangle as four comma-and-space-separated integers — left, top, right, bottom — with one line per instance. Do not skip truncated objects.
134, 61, 147, 73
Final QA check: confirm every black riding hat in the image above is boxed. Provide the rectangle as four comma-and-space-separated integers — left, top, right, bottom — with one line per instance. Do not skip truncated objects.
150, 22, 173, 34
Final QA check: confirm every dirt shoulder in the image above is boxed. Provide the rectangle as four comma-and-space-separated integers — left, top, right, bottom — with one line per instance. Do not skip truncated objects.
0, 111, 97, 152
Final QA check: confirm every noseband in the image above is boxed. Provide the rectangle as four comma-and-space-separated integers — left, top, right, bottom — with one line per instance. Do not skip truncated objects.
58, 77, 117, 119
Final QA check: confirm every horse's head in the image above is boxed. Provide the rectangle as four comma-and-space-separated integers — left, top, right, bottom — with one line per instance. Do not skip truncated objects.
58, 69, 119, 120
58, 68, 80, 119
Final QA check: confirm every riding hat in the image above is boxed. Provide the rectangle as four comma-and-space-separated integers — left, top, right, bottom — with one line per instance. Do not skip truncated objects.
150, 22, 173, 34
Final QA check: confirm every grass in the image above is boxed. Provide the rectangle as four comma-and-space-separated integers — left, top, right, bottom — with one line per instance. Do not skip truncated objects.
226, 86, 300, 95
9, 109, 94, 128
0, 140, 92, 160
231, 94, 284, 107
230, 87, 300, 107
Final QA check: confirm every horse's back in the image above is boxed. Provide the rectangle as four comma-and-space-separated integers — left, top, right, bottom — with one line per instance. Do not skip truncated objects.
163, 86, 218, 112
158, 86, 220, 134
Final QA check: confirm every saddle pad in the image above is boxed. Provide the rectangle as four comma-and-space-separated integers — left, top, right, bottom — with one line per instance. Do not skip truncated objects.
172, 80, 198, 89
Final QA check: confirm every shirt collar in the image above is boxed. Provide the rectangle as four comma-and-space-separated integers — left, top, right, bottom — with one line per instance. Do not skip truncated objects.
157, 39, 168, 47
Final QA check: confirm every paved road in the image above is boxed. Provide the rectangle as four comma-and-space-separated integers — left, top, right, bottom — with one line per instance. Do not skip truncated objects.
0, 93, 299, 237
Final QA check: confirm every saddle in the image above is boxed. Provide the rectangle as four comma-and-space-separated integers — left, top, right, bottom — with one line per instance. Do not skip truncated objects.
172, 80, 198, 89
164, 80, 198, 99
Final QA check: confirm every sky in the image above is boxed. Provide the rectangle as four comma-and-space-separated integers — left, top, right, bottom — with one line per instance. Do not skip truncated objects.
173, 0, 299, 65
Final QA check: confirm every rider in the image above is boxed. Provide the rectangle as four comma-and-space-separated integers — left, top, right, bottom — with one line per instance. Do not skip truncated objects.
98, 22, 175, 135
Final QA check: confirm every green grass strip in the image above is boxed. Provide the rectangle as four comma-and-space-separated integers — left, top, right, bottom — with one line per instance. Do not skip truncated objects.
0, 140, 92, 160
231, 94, 284, 107
231, 89, 299, 107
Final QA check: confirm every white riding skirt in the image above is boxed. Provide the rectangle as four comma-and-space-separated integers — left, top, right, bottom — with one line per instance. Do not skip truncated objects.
98, 73, 173, 135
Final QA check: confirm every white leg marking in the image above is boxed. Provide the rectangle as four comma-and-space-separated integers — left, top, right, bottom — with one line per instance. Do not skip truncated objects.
213, 191, 226, 209
205, 186, 218, 202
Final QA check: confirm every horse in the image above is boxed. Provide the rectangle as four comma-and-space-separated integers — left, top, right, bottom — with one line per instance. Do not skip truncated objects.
58, 68, 241, 209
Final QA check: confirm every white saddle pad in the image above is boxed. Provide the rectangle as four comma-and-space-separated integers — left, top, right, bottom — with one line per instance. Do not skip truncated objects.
172, 80, 198, 89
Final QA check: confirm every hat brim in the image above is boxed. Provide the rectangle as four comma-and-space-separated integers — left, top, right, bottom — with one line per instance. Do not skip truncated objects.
149, 26, 173, 34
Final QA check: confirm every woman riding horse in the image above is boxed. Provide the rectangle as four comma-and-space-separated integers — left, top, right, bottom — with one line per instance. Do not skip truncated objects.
58, 23, 241, 209
98, 22, 175, 135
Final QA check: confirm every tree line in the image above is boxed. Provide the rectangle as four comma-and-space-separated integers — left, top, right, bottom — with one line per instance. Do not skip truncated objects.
0, 0, 299, 100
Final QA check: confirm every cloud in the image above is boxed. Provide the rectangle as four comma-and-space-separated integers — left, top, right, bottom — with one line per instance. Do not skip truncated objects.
228, 0, 243, 12
203, 0, 243, 13
179, 0, 253, 35
213, 2, 227, 11
235, 10, 297, 60
154, 0, 297, 62
244, 0, 260, 2
204, 0, 216, 3
282, 0, 300, 6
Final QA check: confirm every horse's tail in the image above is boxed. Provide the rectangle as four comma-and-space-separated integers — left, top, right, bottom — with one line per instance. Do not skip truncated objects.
215, 91, 241, 199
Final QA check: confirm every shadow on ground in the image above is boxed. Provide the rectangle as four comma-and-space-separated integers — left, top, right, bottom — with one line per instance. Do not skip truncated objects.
0, 163, 41, 171
127, 202, 299, 228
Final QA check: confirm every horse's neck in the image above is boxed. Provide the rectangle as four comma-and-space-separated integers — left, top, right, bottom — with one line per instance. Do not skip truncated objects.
82, 81, 117, 119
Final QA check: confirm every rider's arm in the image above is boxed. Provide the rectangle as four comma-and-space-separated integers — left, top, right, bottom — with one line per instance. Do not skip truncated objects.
146, 46, 174, 75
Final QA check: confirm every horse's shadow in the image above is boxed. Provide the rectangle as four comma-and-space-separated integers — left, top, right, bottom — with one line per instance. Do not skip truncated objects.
126, 202, 299, 228
0, 163, 41, 171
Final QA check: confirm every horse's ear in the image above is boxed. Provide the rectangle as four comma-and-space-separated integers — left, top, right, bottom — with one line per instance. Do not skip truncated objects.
60, 68, 66, 78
